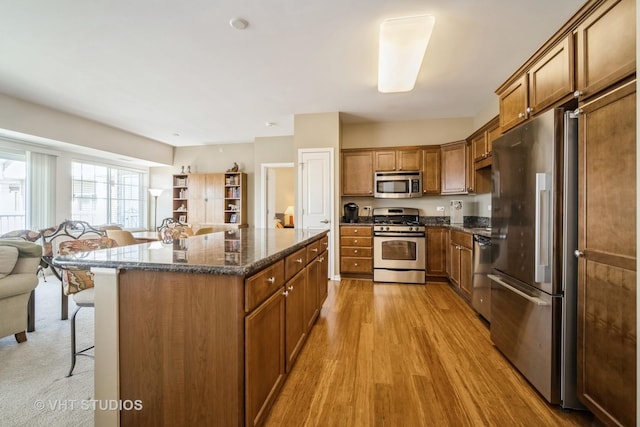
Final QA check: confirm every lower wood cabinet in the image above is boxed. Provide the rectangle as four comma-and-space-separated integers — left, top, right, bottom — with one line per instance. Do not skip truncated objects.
340, 225, 373, 276
245, 289, 286, 427
449, 230, 473, 300
426, 227, 447, 277
245, 235, 329, 427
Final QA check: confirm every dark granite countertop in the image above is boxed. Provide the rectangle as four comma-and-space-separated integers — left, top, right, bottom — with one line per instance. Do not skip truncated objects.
339, 216, 491, 237
52, 228, 328, 276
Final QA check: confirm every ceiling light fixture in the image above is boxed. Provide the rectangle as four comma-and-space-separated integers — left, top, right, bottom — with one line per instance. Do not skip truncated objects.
378, 14, 435, 93
229, 18, 249, 30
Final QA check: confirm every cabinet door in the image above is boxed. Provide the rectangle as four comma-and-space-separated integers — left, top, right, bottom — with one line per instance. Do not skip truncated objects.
187, 174, 207, 224
449, 243, 460, 287
317, 249, 329, 308
374, 150, 396, 171
245, 290, 285, 427
397, 149, 422, 171
576, 0, 636, 99
499, 74, 528, 133
342, 151, 373, 196
486, 121, 501, 156
470, 132, 487, 163
426, 227, 447, 276
285, 270, 306, 372
577, 80, 636, 427
441, 142, 467, 194
459, 247, 473, 300
304, 259, 320, 331
528, 35, 574, 114
207, 173, 226, 224
422, 147, 441, 194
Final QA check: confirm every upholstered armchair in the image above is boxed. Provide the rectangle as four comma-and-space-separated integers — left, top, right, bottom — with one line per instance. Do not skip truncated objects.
0, 240, 43, 343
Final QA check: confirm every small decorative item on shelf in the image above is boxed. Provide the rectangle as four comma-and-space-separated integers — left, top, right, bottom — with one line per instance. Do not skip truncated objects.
178, 215, 187, 223
229, 213, 238, 223
181, 165, 185, 173
187, 165, 191, 173
226, 162, 239, 172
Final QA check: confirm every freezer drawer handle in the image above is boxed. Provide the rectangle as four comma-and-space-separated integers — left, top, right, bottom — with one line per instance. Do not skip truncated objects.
488, 274, 550, 306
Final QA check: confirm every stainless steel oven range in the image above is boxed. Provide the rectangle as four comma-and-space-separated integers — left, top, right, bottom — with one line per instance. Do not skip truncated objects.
372, 207, 425, 284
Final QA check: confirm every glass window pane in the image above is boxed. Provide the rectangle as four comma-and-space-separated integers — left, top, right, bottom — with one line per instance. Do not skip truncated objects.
0, 155, 27, 234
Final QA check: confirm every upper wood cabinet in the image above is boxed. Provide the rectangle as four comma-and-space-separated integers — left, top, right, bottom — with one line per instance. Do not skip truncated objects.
575, 0, 636, 100
441, 141, 468, 194
342, 151, 373, 196
498, 34, 574, 133
470, 116, 500, 165
421, 146, 441, 195
188, 173, 225, 225
374, 149, 422, 171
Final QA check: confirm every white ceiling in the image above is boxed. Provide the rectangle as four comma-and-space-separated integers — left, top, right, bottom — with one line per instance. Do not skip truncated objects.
0, 0, 586, 147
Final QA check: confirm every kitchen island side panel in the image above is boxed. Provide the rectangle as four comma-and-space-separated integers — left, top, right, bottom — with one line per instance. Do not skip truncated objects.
117, 270, 245, 427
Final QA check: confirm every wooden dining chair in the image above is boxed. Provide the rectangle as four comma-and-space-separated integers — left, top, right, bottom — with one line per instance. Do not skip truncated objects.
106, 229, 139, 246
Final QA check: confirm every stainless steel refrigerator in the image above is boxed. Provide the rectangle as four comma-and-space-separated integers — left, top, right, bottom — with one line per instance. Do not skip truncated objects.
489, 108, 582, 409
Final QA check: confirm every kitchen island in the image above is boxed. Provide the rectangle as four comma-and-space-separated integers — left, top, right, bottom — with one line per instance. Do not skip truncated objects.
53, 228, 329, 427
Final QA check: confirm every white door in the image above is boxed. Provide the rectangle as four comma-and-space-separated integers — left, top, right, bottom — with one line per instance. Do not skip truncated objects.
298, 148, 335, 278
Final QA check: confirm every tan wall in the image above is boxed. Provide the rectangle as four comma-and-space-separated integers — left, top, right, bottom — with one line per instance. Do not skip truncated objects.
341, 117, 475, 149
0, 92, 173, 166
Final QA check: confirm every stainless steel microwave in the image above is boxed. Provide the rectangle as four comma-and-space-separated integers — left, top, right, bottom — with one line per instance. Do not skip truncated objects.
374, 171, 422, 198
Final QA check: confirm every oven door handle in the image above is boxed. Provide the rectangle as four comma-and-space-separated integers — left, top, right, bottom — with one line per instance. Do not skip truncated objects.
488, 274, 550, 306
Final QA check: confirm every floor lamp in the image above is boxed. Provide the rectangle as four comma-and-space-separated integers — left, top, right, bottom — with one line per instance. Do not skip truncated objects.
149, 188, 163, 231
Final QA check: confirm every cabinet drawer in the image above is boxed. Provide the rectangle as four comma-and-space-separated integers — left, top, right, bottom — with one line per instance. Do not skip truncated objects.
341, 247, 372, 258
340, 226, 372, 237
319, 235, 329, 253
451, 230, 473, 249
245, 260, 285, 312
285, 247, 307, 281
307, 240, 321, 261
340, 257, 373, 273
340, 236, 372, 248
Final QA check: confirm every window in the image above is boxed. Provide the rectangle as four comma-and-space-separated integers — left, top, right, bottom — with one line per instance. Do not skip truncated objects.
0, 152, 26, 234
71, 161, 146, 229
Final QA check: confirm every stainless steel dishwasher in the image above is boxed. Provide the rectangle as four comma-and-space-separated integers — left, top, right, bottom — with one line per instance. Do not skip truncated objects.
471, 234, 491, 322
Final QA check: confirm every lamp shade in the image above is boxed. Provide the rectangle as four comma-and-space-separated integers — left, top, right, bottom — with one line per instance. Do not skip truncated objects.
284, 205, 295, 226
149, 188, 163, 197
378, 15, 435, 93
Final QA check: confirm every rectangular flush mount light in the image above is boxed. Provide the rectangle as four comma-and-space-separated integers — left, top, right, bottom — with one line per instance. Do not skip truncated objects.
378, 15, 435, 93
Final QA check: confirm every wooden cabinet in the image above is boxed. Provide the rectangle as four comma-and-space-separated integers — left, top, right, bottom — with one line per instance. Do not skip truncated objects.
188, 173, 225, 225
426, 227, 447, 277
576, 79, 636, 427
244, 234, 328, 427
340, 225, 373, 276
470, 116, 500, 165
374, 149, 422, 171
441, 141, 468, 194
224, 172, 247, 226
284, 270, 306, 372
498, 34, 574, 133
575, 0, 636, 100
172, 174, 190, 222
449, 230, 473, 300
342, 151, 373, 196
245, 289, 286, 427
421, 146, 441, 195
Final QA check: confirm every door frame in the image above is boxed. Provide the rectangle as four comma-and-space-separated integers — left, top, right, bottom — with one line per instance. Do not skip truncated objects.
259, 162, 294, 228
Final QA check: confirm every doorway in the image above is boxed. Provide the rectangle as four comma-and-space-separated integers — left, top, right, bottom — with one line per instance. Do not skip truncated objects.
260, 163, 295, 228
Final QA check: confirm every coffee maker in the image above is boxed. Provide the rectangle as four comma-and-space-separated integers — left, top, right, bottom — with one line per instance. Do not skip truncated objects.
343, 203, 359, 223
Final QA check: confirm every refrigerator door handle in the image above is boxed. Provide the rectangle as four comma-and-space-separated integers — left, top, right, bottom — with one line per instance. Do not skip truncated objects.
535, 173, 551, 283
488, 274, 550, 306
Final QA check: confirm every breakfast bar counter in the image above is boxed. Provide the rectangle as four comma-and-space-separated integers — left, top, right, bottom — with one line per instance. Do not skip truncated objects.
53, 228, 330, 427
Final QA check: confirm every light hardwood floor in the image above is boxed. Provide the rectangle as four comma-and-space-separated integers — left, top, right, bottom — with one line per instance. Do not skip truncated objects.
265, 279, 596, 427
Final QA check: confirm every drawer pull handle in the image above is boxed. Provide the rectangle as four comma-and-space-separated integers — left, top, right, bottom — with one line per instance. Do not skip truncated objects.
311, 248, 318, 252
267, 276, 275, 284
287, 285, 294, 291
283, 290, 289, 297
295, 258, 303, 264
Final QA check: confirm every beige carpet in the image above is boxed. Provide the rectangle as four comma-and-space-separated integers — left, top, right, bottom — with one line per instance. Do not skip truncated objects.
0, 276, 93, 426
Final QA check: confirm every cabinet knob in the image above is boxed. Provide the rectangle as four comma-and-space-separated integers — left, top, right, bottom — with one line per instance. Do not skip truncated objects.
526, 107, 533, 113
518, 112, 525, 118
574, 250, 585, 258
354, 263, 358, 267
573, 90, 583, 98
573, 108, 584, 116
354, 239, 358, 244
354, 249, 358, 253
267, 276, 275, 284
354, 229, 358, 233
